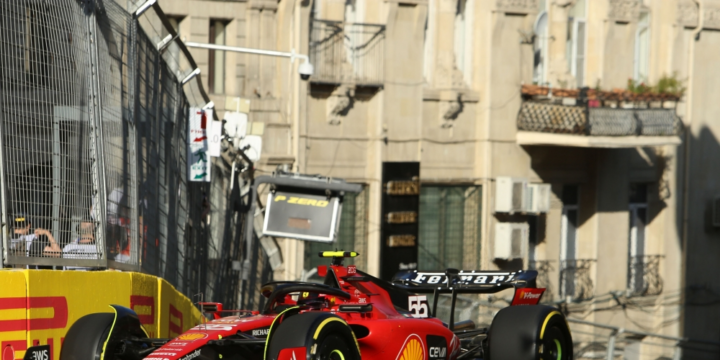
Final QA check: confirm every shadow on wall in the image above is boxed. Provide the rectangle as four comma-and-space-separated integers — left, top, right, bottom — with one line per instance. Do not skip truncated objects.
680, 125, 720, 358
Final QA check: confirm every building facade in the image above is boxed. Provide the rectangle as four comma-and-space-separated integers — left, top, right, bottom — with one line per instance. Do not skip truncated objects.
154, 0, 720, 358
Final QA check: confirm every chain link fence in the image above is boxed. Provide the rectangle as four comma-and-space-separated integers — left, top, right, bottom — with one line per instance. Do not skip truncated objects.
0, 0, 245, 305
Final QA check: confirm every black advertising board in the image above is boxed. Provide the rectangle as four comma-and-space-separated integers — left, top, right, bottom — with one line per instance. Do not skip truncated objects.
379, 162, 420, 280
262, 191, 341, 243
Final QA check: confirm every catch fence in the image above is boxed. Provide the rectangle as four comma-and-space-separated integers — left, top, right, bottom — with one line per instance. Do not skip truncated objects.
0, 0, 243, 305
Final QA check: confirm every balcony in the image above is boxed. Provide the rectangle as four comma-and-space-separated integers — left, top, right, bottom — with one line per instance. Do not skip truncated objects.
560, 259, 595, 301
627, 255, 664, 296
529, 260, 555, 302
517, 85, 683, 148
309, 20, 385, 86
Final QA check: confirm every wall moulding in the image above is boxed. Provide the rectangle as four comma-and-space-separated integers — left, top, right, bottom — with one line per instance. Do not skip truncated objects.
423, 88, 479, 102
383, 0, 428, 4
249, 0, 278, 11
677, 0, 720, 30
493, 0, 539, 14
608, 0, 641, 22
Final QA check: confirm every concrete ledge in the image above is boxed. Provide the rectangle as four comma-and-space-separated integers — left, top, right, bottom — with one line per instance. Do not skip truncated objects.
516, 131, 682, 148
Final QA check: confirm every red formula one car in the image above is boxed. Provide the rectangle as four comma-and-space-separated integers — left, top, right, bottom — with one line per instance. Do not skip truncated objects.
59, 252, 572, 360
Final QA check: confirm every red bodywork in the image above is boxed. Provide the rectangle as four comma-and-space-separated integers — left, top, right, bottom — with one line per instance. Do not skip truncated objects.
147, 263, 460, 360
146, 262, 546, 360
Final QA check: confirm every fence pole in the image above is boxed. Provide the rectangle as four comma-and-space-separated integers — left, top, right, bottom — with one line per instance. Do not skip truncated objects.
0, 105, 6, 267
606, 329, 619, 360
85, 0, 109, 266
673, 344, 682, 360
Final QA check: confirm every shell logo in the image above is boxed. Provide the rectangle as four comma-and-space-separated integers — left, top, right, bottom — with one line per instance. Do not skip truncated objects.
396, 335, 424, 360
177, 333, 207, 341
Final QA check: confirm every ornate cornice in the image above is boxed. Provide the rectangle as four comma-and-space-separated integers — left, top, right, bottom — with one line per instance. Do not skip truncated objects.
608, 0, 641, 22
494, 0, 539, 14
677, 0, 720, 30
678, 0, 700, 27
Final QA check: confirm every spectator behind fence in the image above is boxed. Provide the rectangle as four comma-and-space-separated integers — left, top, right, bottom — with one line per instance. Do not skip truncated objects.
44, 220, 100, 270
9, 214, 55, 257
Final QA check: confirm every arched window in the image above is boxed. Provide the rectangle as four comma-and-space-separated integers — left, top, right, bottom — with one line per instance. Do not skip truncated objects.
454, 0, 474, 86
634, 12, 650, 82
533, 11, 548, 85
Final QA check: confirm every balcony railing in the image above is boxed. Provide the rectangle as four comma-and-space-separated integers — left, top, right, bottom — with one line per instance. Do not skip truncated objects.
309, 20, 385, 85
628, 255, 664, 296
517, 102, 682, 136
529, 260, 555, 302
560, 259, 595, 301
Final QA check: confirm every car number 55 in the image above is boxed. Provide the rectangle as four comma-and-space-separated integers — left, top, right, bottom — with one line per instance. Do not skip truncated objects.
408, 295, 429, 318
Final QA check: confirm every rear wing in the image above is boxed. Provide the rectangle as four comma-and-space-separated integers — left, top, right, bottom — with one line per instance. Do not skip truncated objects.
391, 269, 543, 330
391, 269, 539, 294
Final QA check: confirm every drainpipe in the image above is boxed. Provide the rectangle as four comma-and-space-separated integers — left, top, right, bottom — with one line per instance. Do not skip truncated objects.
681, 0, 704, 344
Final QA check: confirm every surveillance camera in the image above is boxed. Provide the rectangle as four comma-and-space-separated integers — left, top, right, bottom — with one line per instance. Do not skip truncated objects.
298, 62, 314, 80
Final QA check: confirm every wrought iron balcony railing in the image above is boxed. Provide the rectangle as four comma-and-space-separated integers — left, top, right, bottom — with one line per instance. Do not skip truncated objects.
309, 20, 385, 85
529, 260, 555, 302
559, 259, 595, 301
517, 102, 682, 137
627, 255, 664, 296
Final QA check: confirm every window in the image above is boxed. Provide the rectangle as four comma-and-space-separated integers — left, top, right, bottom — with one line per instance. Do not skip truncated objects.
559, 185, 579, 299
423, 0, 473, 86
454, 0, 474, 86
208, 20, 227, 94
533, 9, 548, 85
423, 0, 436, 84
304, 187, 368, 279
566, 0, 586, 87
628, 183, 648, 294
634, 12, 650, 82
418, 186, 482, 271
23, 5, 51, 86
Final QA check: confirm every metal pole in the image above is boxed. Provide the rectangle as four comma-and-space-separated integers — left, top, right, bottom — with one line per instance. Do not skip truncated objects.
0, 96, 6, 267
672, 344, 682, 360
606, 329, 622, 360
184, 42, 311, 64
85, 0, 109, 267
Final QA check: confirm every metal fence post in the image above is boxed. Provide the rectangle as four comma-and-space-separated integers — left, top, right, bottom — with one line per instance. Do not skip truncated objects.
0, 109, 6, 267
85, 0, 109, 266
127, 15, 140, 272
673, 343, 682, 360
606, 328, 623, 360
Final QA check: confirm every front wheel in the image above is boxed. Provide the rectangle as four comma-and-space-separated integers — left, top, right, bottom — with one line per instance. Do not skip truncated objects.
266, 312, 360, 360
486, 305, 573, 360
60, 313, 114, 360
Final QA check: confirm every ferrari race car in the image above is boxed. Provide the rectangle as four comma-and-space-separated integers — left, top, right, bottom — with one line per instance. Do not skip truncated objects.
58, 252, 572, 360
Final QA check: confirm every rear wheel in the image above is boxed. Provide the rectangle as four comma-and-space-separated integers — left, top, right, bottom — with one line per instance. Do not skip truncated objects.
60, 313, 114, 360
487, 305, 572, 360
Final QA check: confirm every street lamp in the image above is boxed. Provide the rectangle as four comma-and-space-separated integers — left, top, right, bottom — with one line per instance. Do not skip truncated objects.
183, 42, 314, 80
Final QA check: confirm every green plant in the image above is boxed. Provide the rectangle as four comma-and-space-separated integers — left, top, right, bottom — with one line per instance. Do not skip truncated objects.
627, 78, 652, 94
626, 72, 686, 97
654, 72, 686, 96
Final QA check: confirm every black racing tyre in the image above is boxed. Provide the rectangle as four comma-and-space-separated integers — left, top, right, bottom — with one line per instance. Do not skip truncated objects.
60, 313, 114, 360
487, 305, 573, 360
266, 312, 360, 360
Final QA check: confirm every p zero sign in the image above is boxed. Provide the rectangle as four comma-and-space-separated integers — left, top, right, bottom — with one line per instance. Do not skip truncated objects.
379, 162, 420, 280
262, 191, 341, 243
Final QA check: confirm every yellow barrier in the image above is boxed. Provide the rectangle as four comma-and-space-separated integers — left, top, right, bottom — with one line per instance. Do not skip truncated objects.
0, 270, 203, 360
